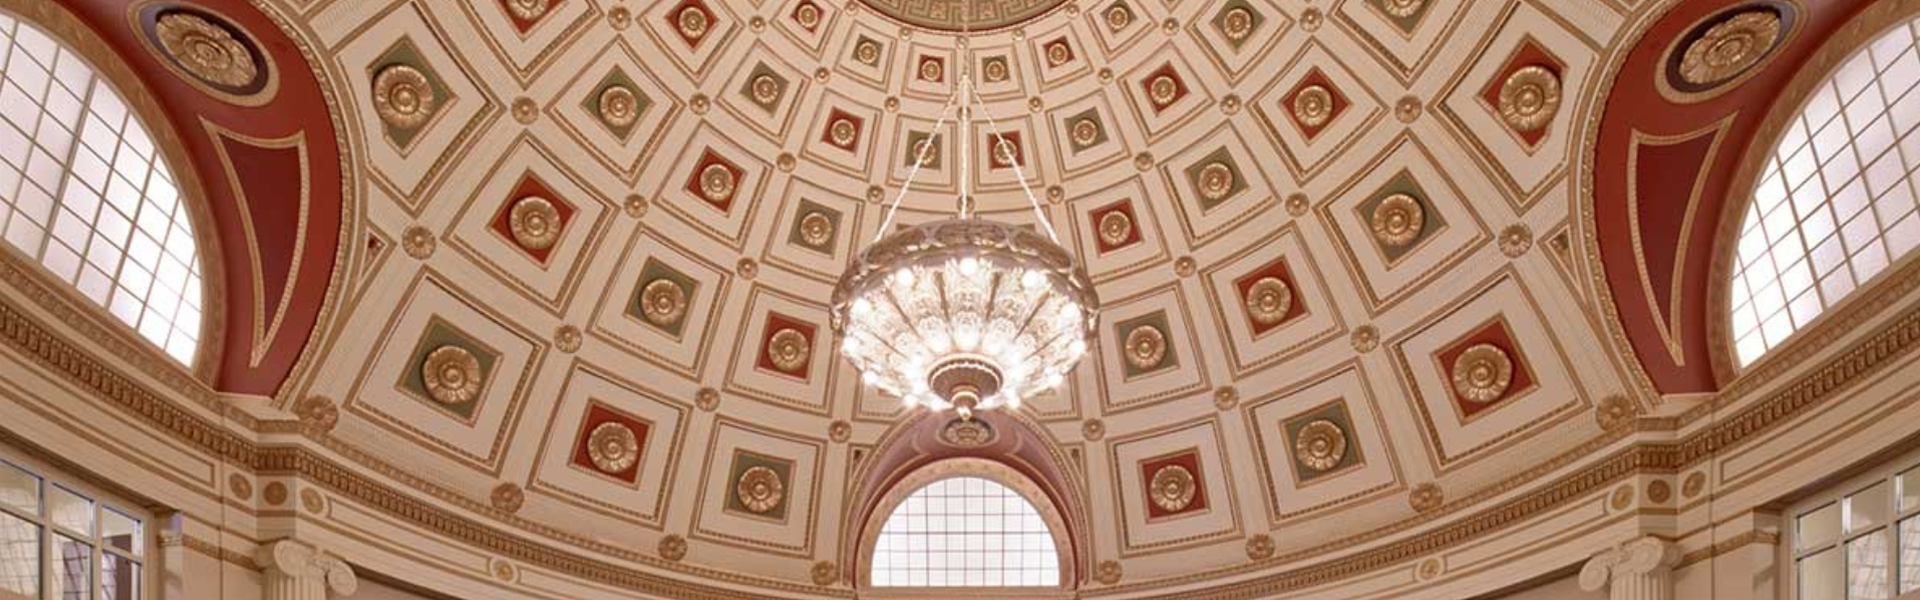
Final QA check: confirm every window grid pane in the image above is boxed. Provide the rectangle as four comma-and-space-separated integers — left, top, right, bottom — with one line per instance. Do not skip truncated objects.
1732, 14, 1920, 366
0, 13, 202, 364
870, 477, 1060, 587
1899, 517, 1920, 595
0, 511, 37, 598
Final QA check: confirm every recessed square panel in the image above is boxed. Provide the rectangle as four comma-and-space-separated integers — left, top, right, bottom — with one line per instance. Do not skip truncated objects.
343, 274, 540, 469
1433, 317, 1539, 421
1138, 448, 1208, 520
693, 418, 823, 556
1201, 224, 1344, 377
396, 317, 500, 423
1109, 419, 1240, 554
568, 402, 653, 485
724, 450, 795, 522
1391, 273, 1590, 470
1244, 366, 1401, 523
528, 365, 688, 528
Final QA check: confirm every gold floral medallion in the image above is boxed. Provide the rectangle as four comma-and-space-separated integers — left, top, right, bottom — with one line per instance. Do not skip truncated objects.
1369, 193, 1425, 248
402, 226, 436, 259
1293, 420, 1348, 471
1487, 226, 1528, 260
767, 328, 811, 372
1105, 3, 1133, 31
1124, 325, 1168, 370
811, 561, 838, 586
1148, 75, 1180, 107
1196, 162, 1236, 202
1244, 277, 1293, 326
1247, 534, 1276, 560
677, 6, 711, 40
828, 118, 858, 147
1221, 7, 1254, 42
1082, 419, 1106, 440
983, 58, 1009, 82
490, 483, 524, 512
1070, 118, 1102, 147
1679, 11, 1780, 85
735, 466, 785, 513
658, 535, 688, 561
854, 40, 881, 65
910, 137, 940, 165
698, 163, 736, 202
598, 85, 641, 129
799, 212, 835, 247
1409, 483, 1443, 511
1148, 464, 1197, 512
639, 279, 688, 328
506, 0, 551, 20
508, 196, 562, 251
1097, 211, 1133, 247
1046, 42, 1073, 66
1450, 343, 1514, 404
794, 3, 822, 29
155, 12, 258, 88
1497, 66, 1561, 133
586, 422, 640, 474
1292, 85, 1334, 128
918, 58, 943, 82
511, 97, 538, 124
421, 346, 483, 405
1351, 325, 1380, 353
749, 74, 782, 106
1382, 0, 1423, 18
372, 64, 438, 130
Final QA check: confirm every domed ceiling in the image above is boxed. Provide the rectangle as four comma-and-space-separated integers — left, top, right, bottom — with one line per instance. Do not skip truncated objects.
275, 0, 1651, 593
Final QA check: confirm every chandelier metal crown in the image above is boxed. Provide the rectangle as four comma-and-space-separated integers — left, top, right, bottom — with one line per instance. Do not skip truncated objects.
830, 36, 1098, 419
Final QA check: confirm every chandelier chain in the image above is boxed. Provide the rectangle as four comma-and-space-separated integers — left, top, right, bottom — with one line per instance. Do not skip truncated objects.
968, 74, 1062, 244
872, 90, 961, 244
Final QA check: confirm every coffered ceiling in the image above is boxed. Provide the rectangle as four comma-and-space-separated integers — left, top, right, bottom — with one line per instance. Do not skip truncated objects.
250, 0, 1662, 592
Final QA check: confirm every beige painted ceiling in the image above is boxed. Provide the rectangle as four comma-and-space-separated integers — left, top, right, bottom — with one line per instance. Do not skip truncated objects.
281, 0, 1649, 592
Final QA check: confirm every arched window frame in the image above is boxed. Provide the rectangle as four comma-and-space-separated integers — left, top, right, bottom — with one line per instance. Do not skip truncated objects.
1715, 1, 1920, 375
855, 457, 1077, 596
0, 2, 223, 378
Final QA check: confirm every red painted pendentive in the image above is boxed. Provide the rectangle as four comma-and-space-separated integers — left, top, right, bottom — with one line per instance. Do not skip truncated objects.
57, 0, 345, 396
1591, 0, 1873, 394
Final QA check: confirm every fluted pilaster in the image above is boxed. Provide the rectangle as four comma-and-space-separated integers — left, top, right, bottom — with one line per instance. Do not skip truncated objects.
1578, 536, 1680, 600
256, 540, 357, 600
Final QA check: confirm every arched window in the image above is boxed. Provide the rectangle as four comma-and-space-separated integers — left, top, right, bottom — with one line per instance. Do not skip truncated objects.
0, 12, 204, 364
867, 470, 1065, 588
1730, 14, 1920, 366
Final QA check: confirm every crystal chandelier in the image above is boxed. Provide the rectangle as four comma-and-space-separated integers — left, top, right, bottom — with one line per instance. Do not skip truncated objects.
830, 38, 1098, 420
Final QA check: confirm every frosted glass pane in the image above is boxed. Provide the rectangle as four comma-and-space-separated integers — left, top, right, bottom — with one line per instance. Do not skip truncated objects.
1849, 482, 1891, 532
871, 476, 1059, 587
1731, 13, 1920, 366
52, 535, 87, 600
1849, 531, 1891, 600
0, 12, 201, 364
1804, 548, 1844, 600
0, 511, 37, 598
1899, 517, 1919, 594
1805, 503, 1842, 551
47, 485, 89, 535
0, 461, 36, 515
